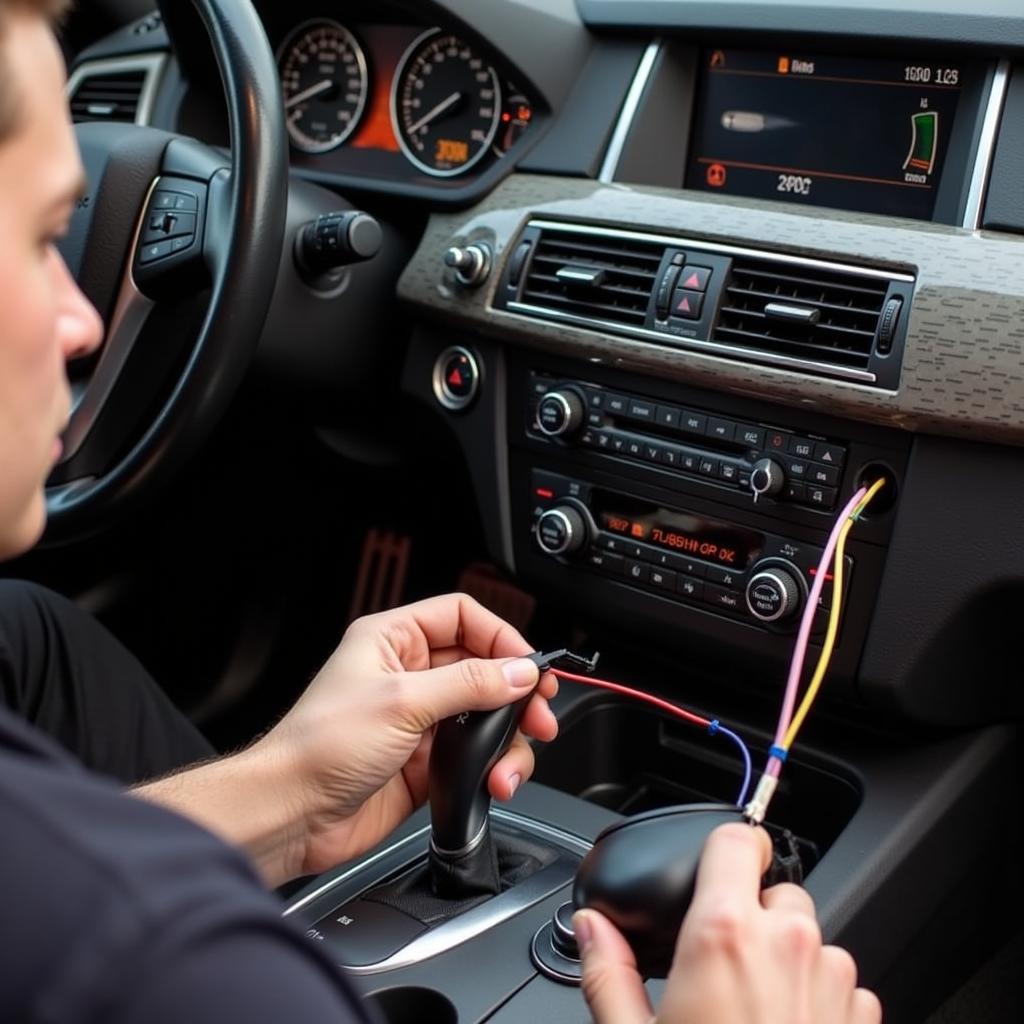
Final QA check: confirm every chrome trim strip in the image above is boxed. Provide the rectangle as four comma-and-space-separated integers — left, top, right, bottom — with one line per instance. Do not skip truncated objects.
507, 300, 879, 385
66, 53, 168, 127
60, 179, 159, 463
283, 826, 432, 917
341, 852, 581, 975
598, 40, 661, 184
281, 808, 592, 921
527, 219, 915, 283
962, 60, 1010, 230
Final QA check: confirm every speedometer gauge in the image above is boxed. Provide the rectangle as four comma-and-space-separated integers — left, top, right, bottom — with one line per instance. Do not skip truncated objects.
392, 30, 501, 177
278, 20, 368, 154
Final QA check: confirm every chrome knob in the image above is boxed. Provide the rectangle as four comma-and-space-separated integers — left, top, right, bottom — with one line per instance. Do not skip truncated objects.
537, 389, 585, 437
746, 565, 801, 622
536, 506, 587, 555
444, 242, 491, 286
750, 458, 785, 501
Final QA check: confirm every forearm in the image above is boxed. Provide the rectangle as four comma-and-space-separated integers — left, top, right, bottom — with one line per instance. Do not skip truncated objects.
130, 738, 309, 887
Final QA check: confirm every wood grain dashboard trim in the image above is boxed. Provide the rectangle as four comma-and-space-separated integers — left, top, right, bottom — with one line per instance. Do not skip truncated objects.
396, 174, 1024, 445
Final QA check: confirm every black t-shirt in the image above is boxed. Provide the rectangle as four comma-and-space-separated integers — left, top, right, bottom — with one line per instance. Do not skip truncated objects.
0, 706, 375, 1023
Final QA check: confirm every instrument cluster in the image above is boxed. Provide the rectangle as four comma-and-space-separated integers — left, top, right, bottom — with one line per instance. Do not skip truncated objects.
276, 17, 535, 181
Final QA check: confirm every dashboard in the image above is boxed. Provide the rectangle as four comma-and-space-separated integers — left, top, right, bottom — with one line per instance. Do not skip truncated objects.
63, 1, 1024, 1021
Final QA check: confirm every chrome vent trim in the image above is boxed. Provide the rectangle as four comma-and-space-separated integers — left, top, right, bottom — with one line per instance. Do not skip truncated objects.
502, 220, 913, 387
713, 258, 889, 371
521, 226, 662, 328
66, 53, 167, 126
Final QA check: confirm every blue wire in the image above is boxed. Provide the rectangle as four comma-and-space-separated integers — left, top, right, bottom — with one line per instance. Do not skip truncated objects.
710, 723, 753, 807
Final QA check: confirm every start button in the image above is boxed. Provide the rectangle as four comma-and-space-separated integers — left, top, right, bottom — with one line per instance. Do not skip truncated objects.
432, 346, 480, 411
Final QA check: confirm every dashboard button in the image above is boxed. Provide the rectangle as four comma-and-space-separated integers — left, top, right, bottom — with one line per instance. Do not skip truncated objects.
677, 575, 704, 601
624, 560, 650, 584
806, 485, 838, 508
649, 567, 677, 591
707, 418, 736, 442
656, 405, 681, 429
679, 411, 707, 435
670, 288, 704, 319
765, 431, 789, 452
586, 550, 624, 575
813, 442, 845, 466
736, 425, 764, 449
785, 458, 808, 478
626, 439, 643, 458
605, 393, 629, 415
594, 431, 613, 450
707, 566, 744, 588
644, 443, 663, 462
680, 450, 700, 473
705, 585, 743, 611
596, 533, 628, 554
808, 463, 840, 487
784, 481, 806, 502
586, 410, 604, 427
719, 461, 740, 483
788, 437, 815, 459
660, 446, 682, 468
626, 398, 657, 423
698, 457, 719, 476
610, 434, 628, 453
584, 389, 604, 409
678, 265, 711, 291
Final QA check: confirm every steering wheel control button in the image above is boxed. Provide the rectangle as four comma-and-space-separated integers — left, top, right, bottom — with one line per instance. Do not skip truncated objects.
537, 389, 584, 437
432, 346, 480, 412
151, 190, 198, 212
746, 567, 801, 622
140, 239, 174, 264
536, 507, 586, 555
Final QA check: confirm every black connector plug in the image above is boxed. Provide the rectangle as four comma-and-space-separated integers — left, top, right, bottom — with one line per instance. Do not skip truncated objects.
527, 648, 601, 674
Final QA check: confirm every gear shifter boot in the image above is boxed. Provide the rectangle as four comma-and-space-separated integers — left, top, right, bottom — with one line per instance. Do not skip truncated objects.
429, 818, 502, 898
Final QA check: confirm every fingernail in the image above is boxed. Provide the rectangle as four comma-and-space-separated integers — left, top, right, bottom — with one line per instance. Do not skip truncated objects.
572, 910, 593, 954
502, 658, 539, 688
508, 772, 522, 798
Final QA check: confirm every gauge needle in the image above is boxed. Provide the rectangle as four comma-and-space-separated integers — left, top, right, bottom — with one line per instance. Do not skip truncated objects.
405, 91, 462, 134
285, 79, 333, 109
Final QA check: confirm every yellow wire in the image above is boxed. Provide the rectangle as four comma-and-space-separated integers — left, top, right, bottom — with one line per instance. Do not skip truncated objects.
781, 478, 886, 750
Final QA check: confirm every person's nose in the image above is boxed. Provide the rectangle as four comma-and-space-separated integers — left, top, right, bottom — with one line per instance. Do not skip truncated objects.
54, 254, 103, 361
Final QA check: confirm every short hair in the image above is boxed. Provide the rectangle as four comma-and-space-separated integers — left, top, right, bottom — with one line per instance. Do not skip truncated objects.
0, 0, 73, 142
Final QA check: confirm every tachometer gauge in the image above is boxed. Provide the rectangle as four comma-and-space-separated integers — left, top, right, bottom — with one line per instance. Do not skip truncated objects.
392, 30, 501, 177
278, 20, 368, 154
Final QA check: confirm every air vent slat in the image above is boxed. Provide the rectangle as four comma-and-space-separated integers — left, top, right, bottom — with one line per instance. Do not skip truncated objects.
712, 255, 893, 372
519, 227, 662, 328
69, 70, 146, 124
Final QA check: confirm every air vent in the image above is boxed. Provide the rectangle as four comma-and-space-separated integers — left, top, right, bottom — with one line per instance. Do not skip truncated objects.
70, 69, 147, 123
520, 226, 662, 327
713, 258, 890, 372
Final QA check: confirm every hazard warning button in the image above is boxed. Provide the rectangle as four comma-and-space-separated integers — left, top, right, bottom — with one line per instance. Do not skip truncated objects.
678, 265, 711, 292
433, 346, 480, 411
670, 287, 705, 320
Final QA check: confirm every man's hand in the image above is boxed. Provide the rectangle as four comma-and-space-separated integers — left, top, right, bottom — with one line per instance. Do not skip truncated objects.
258, 593, 558, 878
574, 823, 882, 1023
133, 594, 557, 887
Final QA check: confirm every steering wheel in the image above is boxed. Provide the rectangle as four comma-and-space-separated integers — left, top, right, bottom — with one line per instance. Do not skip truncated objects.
46, 0, 286, 540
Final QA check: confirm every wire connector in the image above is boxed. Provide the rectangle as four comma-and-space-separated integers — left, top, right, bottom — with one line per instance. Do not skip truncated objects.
743, 774, 779, 825
768, 744, 788, 763
528, 648, 601, 674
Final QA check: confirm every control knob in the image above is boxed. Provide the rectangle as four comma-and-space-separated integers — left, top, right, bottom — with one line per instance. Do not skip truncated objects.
750, 458, 785, 501
537, 389, 585, 437
745, 564, 802, 623
444, 242, 491, 286
536, 505, 587, 556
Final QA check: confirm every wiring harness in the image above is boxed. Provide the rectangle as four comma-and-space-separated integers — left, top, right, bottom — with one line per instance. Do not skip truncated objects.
532, 477, 886, 816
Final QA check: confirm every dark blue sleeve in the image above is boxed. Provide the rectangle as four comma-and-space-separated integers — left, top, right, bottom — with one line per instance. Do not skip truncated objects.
0, 708, 376, 1024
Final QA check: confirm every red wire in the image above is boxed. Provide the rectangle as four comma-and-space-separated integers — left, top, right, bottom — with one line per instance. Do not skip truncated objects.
550, 668, 711, 728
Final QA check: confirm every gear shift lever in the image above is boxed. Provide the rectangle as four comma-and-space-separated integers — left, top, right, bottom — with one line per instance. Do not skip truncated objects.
427, 649, 597, 898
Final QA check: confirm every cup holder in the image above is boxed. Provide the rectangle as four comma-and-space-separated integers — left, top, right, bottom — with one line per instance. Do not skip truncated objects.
366, 986, 458, 1024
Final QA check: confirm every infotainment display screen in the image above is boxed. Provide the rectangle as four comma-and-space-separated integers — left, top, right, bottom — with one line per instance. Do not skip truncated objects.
684, 49, 965, 219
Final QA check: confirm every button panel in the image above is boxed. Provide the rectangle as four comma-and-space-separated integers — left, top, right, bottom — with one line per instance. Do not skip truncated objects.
528, 469, 858, 632
530, 373, 848, 511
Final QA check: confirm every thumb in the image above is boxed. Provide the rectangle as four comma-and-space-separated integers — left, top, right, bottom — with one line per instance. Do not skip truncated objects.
399, 656, 539, 729
575, 909, 655, 1024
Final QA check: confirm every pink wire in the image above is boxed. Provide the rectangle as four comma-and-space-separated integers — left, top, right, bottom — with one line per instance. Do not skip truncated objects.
765, 485, 867, 780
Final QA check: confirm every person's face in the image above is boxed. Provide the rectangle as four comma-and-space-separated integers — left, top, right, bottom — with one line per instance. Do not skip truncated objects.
0, 11, 103, 559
